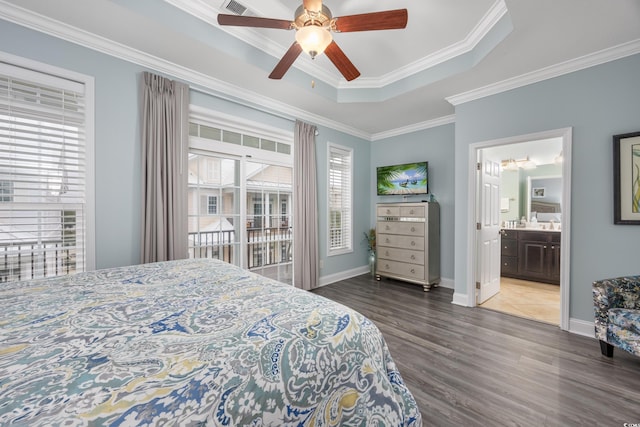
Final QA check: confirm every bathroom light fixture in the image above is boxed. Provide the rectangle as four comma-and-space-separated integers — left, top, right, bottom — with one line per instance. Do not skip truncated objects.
501, 156, 537, 170
519, 156, 537, 170
502, 158, 519, 171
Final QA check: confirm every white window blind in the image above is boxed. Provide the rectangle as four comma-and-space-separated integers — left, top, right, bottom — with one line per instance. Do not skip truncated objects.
328, 143, 353, 254
0, 63, 87, 283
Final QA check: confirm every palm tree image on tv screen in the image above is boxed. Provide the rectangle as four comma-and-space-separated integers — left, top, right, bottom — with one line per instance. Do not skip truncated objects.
376, 162, 428, 195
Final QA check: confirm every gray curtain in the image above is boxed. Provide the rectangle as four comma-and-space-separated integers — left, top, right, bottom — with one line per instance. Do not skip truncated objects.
140, 72, 189, 263
293, 120, 319, 290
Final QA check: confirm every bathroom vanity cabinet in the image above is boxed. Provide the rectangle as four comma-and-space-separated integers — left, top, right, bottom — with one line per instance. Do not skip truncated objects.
500, 229, 561, 285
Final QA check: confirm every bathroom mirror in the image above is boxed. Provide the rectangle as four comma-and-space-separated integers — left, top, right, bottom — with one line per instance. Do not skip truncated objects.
527, 176, 562, 222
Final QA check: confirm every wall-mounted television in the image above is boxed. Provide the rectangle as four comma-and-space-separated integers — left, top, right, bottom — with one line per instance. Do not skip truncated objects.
377, 161, 428, 195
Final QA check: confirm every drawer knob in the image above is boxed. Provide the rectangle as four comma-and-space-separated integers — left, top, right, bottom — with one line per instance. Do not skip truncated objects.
410, 269, 415, 274
385, 264, 390, 269
385, 251, 389, 256
410, 209, 414, 214
411, 227, 415, 232
504, 246, 507, 249
385, 238, 390, 243
385, 225, 390, 230
410, 255, 415, 260
544, 245, 547, 249
386, 209, 391, 214
411, 241, 415, 246
551, 245, 555, 249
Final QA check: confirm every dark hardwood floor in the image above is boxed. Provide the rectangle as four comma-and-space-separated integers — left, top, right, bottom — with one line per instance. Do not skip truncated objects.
312, 274, 640, 427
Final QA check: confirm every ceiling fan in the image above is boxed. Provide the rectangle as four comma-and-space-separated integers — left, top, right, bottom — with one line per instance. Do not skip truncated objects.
217, 0, 408, 81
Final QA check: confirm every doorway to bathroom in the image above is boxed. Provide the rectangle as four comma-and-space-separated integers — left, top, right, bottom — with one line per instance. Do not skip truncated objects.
470, 128, 571, 329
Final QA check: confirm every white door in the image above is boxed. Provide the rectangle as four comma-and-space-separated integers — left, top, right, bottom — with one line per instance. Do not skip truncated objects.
476, 150, 502, 304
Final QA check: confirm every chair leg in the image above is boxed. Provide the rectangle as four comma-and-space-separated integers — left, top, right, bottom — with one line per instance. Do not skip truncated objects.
599, 340, 614, 357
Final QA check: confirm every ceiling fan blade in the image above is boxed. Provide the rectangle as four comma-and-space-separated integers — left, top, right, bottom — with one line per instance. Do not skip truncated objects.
269, 42, 303, 79
334, 9, 408, 32
324, 41, 360, 81
303, 0, 323, 13
217, 14, 292, 30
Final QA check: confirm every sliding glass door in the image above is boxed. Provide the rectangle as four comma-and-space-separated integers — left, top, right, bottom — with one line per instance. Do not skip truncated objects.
187, 153, 241, 265
187, 121, 293, 284
245, 161, 292, 284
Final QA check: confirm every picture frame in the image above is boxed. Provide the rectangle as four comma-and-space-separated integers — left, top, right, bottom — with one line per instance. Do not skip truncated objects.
613, 131, 640, 224
532, 187, 545, 198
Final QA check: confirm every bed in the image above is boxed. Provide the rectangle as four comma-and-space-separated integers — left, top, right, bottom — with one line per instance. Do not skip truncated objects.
0, 258, 421, 426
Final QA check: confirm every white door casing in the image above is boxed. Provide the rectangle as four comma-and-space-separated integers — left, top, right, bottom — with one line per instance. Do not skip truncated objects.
476, 150, 501, 304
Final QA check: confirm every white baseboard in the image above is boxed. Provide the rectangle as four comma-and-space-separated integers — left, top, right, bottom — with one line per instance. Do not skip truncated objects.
451, 291, 469, 306
569, 318, 595, 338
318, 265, 369, 287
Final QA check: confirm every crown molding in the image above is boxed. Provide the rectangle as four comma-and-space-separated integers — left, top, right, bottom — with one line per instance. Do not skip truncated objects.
168, 0, 508, 91
0, 0, 369, 140
447, 38, 640, 106
338, 0, 508, 90
371, 115, 455, 141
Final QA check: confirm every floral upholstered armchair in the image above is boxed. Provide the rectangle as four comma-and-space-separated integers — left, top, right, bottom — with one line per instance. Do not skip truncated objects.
593, 276, 640, 357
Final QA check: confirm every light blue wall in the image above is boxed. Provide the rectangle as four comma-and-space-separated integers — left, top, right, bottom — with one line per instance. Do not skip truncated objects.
371, 124, 455, 281
315, 125, 372, 277
0, 19, 371, 276
454, 53, 640, 322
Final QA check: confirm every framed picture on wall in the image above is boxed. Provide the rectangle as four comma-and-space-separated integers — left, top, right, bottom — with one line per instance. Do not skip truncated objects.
613, 131, 640, 224
532, 187, 545, 198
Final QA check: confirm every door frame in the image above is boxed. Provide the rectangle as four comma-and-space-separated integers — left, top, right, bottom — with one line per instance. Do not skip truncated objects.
466, 127, 572, 330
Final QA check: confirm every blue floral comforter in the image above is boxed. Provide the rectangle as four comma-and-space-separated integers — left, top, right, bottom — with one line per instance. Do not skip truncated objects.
0, 258, 421, 426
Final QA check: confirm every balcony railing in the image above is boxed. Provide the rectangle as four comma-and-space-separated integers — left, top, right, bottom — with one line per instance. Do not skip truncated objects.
0, 241, 76, 283
188, 227, 292, 269
3, 228, 292, 284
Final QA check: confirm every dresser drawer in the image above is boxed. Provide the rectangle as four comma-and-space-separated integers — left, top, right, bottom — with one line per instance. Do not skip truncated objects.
400, 205, 425, 217
377, 259, 425, 281
377, 221, 425, 237
377, 233, 425, 250
378, 247, 424, 266
377, 206, 400, 217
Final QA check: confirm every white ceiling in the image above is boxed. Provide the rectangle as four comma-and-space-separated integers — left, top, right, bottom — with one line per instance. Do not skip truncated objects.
1, 0, 639, 139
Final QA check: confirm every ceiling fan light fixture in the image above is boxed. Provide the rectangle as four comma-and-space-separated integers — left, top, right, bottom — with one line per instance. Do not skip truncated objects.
295, 25, 332, 59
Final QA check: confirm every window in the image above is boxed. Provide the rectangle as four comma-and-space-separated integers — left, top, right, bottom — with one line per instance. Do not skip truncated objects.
281, 200, 287, 226
207, 195, 218, 214
328, 143, 353, 255
0, 181, 12, 202
0, 58, 93, 283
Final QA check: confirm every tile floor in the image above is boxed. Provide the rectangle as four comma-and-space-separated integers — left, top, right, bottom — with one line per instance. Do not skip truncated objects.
479, 277, 560, 325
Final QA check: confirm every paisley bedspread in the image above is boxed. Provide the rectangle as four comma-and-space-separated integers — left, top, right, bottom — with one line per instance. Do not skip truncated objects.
0, 258, 421, 426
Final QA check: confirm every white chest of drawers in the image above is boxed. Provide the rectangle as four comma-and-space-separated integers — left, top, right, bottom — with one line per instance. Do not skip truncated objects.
375, 202, 440, 291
